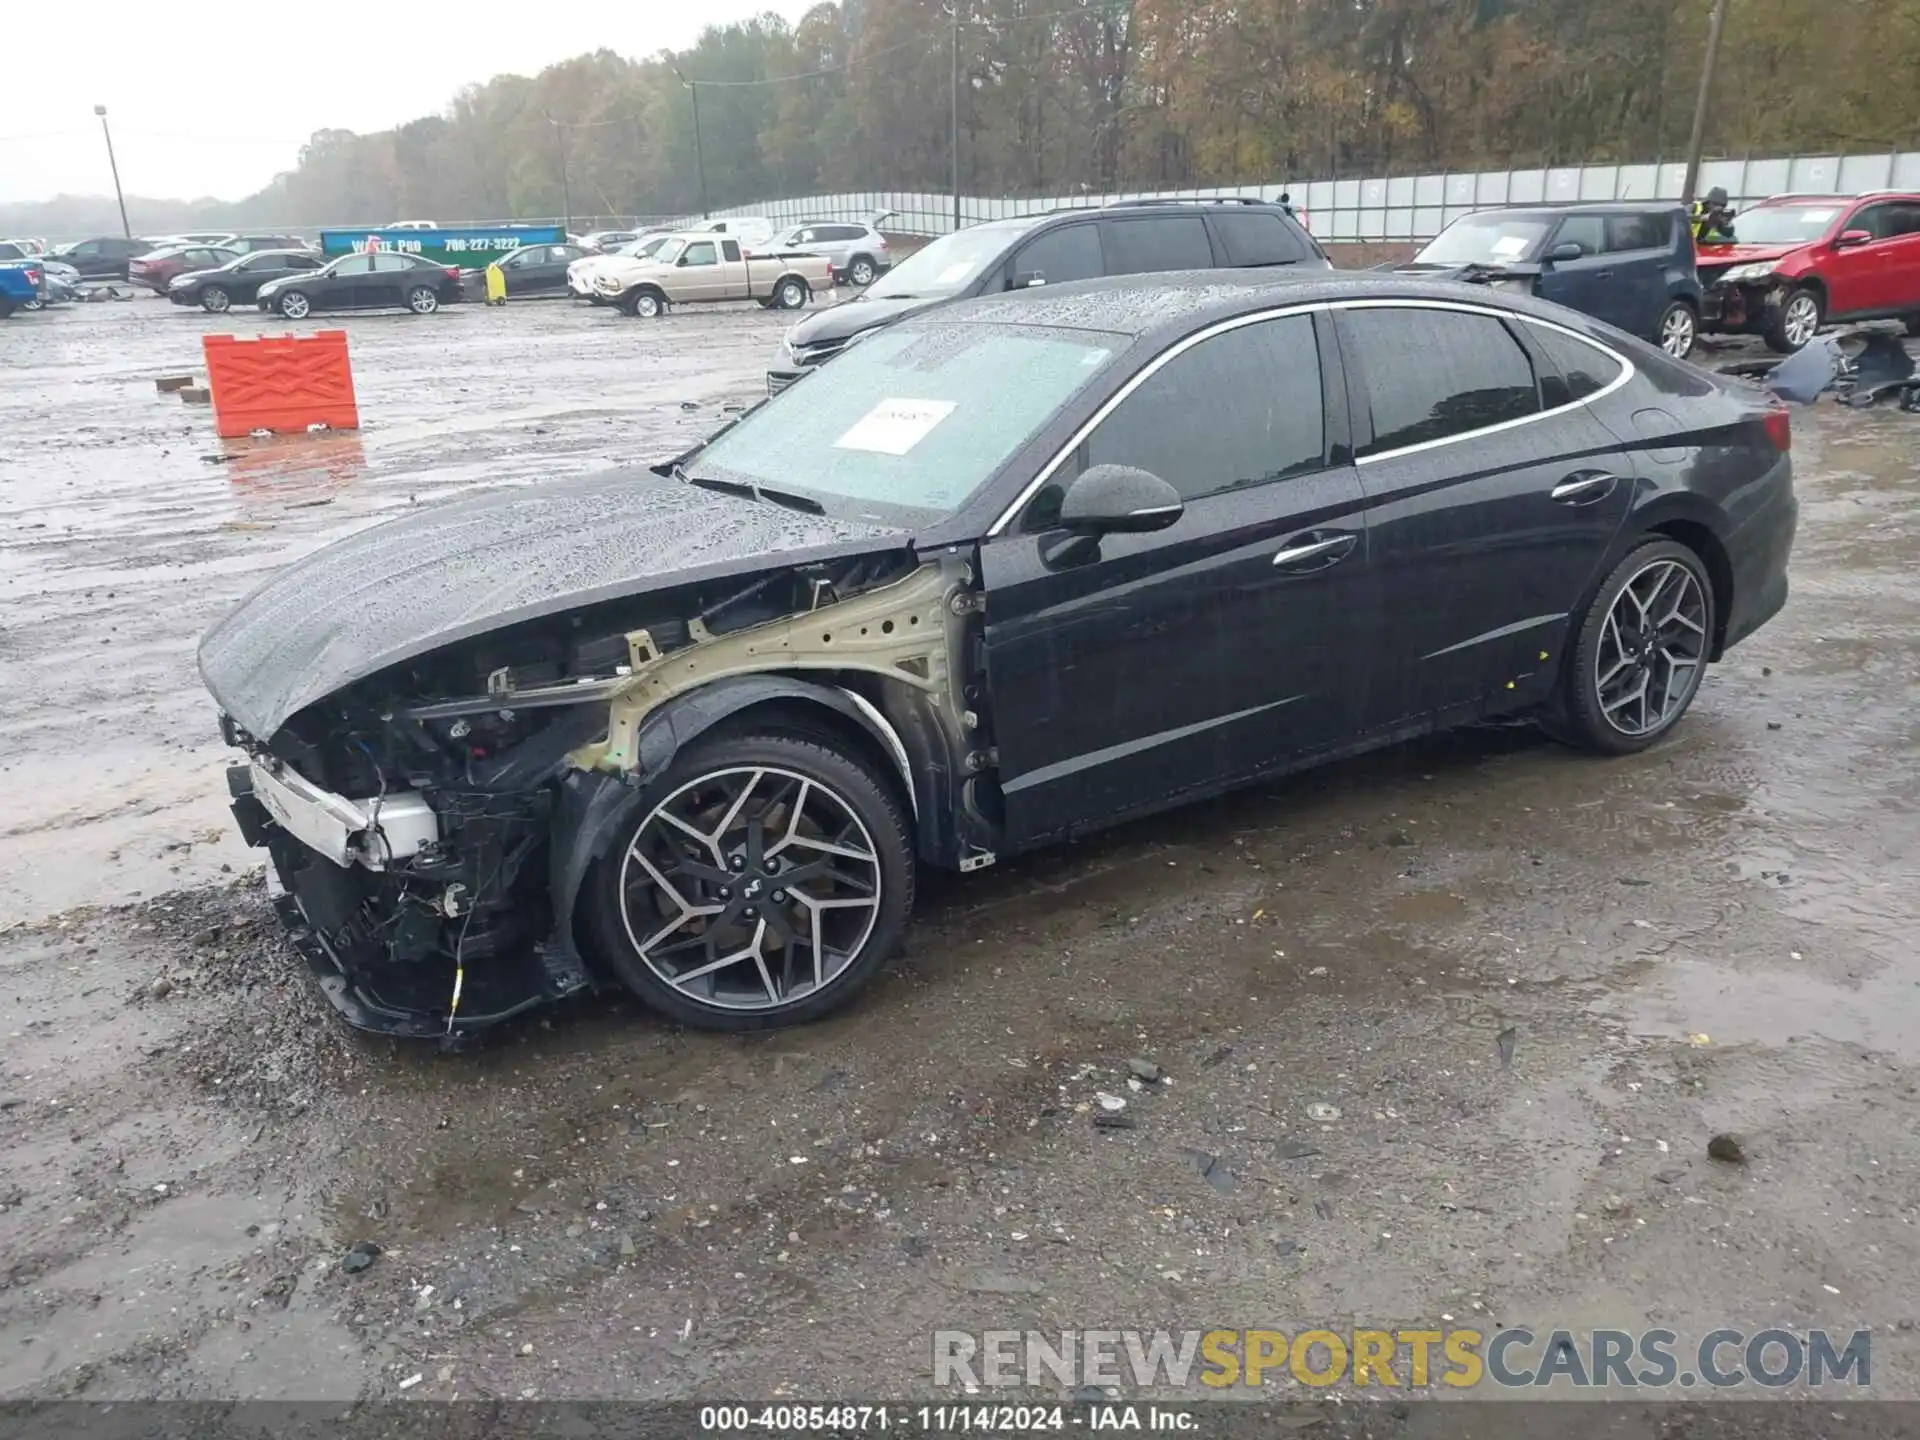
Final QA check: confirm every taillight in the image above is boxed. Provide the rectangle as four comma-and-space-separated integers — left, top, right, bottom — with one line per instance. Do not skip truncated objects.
25, 267, 41, 284
445, 266, 460, 280
1762, 406, 1791, 452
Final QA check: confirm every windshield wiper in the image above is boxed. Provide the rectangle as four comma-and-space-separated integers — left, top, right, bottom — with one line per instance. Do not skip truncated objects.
680, 470, 825, 515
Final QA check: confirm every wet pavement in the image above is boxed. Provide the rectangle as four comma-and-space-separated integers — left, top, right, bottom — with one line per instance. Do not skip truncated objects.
2, 300, 1918, 1406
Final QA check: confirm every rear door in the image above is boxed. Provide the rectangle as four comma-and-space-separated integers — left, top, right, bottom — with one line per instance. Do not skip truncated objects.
1883, 202, 1920, 316
1601, 212, 1671, 338
1334, 301, 1632, 730
1534, 214, 1611, 321
368, 252, 415, 307
981, 310, 1374, 847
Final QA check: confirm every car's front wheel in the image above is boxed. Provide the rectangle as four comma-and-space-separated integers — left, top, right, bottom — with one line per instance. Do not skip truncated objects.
200, 285, 230, 313
626, 289, 663, 318
276, 289, 311, 319
583, 731, 913, 1031
1656, 300, 1697, 359
1766, 287, 1823, 352
407, 285, 440, 315
1556, 539, 1715, 755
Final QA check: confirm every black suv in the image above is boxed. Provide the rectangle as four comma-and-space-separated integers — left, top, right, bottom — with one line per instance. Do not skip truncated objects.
768, 198, 1328, 392
1393, 203, 1706, 358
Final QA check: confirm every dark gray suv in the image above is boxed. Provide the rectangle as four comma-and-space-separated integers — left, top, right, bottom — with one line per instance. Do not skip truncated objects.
768, 199, 1328, 392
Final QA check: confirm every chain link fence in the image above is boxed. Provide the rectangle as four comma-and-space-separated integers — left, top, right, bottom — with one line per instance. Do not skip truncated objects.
683, 150, 1920, 242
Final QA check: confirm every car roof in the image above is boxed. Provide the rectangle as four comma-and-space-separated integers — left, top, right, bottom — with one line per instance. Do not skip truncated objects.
907, 269, 1612, 347
1458, 201, 1687, 218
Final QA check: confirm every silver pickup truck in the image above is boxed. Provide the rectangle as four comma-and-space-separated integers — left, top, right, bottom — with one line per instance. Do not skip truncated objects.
590, 232, 835, 317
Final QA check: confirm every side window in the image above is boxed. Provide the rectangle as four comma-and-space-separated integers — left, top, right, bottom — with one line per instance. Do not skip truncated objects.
1345, 308, 1539, 456
1893, 204, 1920, 238
1553, 215, 1607, 256
371, 252, 412, 272
72, 241, 101, 257
722, 240, 742, 262
332, 255, 374, 276
289, 254, 321, 270
1852, 204, 1897, 240
682, 241, 719, 267
1100, 216, 1214, 275
1527, 324, 1625, 405
794, 229, 816, 244
1211, 211, 1308, 267
833, 225, 868, 242
1055, 314, 1325, 512
1604, 213, 1667, 252
1007, 224, 1101, 288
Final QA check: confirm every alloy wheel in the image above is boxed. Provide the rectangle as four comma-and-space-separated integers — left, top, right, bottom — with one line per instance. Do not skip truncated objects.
408, 287, 438, 314
850, 258, 876, 286
279, 292, 310, 319
201, 286, 230, 313
616, 765, 884, 1011
1594, 559, 1708, 738
1782, 293, 1820, 348
1659, 305, 1696, 358
635, 293, 660, 318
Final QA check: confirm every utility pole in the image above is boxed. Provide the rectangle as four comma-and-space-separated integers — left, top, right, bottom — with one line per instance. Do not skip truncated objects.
544, 113, 574, 235
949, 3, 961, 233
673, 69, 710, 218
1680, 0, 1731, 205
93, 105, 130, 239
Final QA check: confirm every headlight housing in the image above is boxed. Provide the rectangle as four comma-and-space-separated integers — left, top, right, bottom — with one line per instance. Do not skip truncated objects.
1720, 262, 1776, 284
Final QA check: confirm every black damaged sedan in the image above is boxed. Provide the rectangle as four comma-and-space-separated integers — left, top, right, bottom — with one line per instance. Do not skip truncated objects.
199, 272, 1797, 1040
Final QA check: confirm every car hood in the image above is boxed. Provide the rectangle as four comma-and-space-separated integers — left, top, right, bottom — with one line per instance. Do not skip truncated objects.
1695, 242, 1800, 271
198, 467, 911, 739
785, 294, 943, 347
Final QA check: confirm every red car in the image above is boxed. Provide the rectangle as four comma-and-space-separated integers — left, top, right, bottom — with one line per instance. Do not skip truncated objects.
1697, 191, 1920, 351
128, 243, 238, 294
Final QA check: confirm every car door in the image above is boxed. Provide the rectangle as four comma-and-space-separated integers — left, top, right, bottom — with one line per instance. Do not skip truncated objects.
321, 253, 376, 309
1334, 301, 1633, 730
1824, 202, 1898, 318
369, 252, 417, 308
675, 239, 726, 300
1884, 202, 1920, 318
529, 245, 586, 293
1000, 221, 1103, 291
1533, 214, 1610, 320
1601, 212, 1670, 338
979, 309, 1373, 848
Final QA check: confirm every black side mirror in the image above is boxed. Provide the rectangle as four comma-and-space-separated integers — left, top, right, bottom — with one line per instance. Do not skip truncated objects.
1059, 464, 1184, 535
1547, 241, 1584, 262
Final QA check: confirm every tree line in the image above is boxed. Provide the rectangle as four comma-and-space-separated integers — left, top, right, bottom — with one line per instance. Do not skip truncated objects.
9, 0, 1920, 235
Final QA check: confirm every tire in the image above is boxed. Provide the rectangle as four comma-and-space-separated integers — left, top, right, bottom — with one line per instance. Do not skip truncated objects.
582, 732, 913, 1032
629, 289, 663, 319
1556, 539, 1716, 756
774, 277, 808, 310
406, 285, 439, 315
276, 289, 311, 320
1765, 286, 1823, 353
200, 285, 231, 314
22, 296, 44, 312
847, 255, 877, 287
1656, 299, 1697, 359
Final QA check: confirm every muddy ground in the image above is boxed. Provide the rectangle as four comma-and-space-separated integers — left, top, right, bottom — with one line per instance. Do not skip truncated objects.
2, 296, 1918, 1409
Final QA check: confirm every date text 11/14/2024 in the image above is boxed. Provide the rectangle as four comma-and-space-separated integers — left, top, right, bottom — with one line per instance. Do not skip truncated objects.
699, 1405, 1192, 1432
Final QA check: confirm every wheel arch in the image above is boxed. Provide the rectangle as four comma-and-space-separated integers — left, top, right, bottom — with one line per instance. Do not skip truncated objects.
1620, 500, 1735, 660
777, 272, 812, 298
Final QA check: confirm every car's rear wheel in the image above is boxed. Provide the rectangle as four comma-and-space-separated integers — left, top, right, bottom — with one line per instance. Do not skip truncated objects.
1556, 539, 1715, 755
22, 295, 44, 312
583, 733, 913, 1031
1766, 287, 1823, 352
200, 285, 231, 313
848, 255, 878, 287
276, 290, 311, 319
1656, 300, 1697, 359
406, 285, 439, 315
774, 278, 808, 310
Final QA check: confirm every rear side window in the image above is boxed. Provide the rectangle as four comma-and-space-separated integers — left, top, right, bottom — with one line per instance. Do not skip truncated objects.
1893, 204, 1920, 237
1008, 224, 1101, 288
1605, 213, 1668, 252
1100, 216, 1214, 275
1345, 308, 1539, 456
1069, 314, 1325, 505
1211, 211, 1308, 267
722, 240, 742, 262
1528, 324, 1625, 404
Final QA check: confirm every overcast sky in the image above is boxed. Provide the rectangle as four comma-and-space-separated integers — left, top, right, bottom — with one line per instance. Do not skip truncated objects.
0, 4, 815, 204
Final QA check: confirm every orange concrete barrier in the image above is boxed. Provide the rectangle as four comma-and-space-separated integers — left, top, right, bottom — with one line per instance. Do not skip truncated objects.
201, 330, 360, 439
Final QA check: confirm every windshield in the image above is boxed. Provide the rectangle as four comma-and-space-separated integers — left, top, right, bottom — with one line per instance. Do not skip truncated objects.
686, 322, 1120, 523
1412, 215, 1553, 266
1719, 204, 1842, 245
866, 222, 1032, 300
617, 235, 667, 256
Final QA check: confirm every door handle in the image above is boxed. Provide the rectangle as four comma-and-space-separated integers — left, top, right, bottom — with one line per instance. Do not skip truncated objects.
1271, 532, 1357, 570
1551, 471, 1620, 505
1595, 270, 1614, 280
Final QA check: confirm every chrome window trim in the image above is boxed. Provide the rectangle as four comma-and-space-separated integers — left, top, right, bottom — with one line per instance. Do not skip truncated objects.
985, 298, 1635, 536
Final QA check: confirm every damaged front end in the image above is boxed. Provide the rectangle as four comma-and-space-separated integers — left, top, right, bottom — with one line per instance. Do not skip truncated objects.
208, 523, 992, 1041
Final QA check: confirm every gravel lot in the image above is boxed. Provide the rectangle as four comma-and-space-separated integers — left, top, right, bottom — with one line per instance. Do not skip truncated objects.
2, 295, 1918, 1414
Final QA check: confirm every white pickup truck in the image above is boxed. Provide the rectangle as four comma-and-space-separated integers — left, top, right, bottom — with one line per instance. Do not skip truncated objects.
590, 232, 834, 317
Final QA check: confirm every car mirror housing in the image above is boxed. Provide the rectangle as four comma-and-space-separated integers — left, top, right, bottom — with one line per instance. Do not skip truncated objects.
1547, 241, 1584, 262
1836, 228, 1873, 248
1059, 465, 1185, 535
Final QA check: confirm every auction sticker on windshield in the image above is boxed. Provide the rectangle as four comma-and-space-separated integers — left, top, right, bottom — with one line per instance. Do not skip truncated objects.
1491, 234, 1530, 258
834, 398, 958, 456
